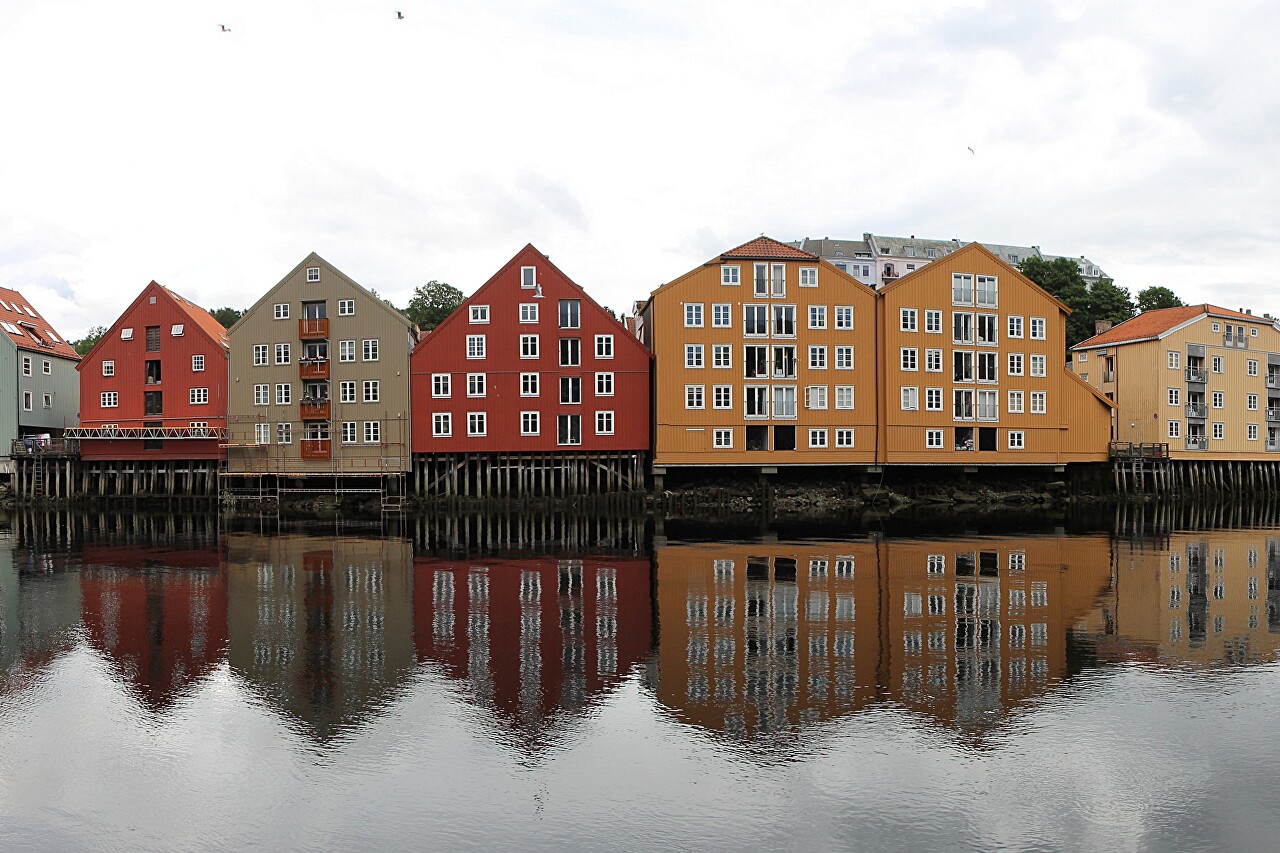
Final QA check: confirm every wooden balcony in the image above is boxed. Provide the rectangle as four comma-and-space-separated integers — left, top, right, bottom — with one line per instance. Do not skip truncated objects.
298, 318, 329, 339
300, 438, 331, 460
300, 399, 330, 421
299, 358, 329, 380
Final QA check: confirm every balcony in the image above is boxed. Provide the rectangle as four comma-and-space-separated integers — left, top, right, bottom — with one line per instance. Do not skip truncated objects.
1185, 367, 1207, 383
299, 358, 330, 380
299, 318, 329, 339
1185, 403, 1207, 419
1185, 436, 1208, 451
300, 399, 330, 421
1268, 374, 1280, 389
1267, 408, 1280, 423
1269, 441, 1280, 452
300, 438, 331, 460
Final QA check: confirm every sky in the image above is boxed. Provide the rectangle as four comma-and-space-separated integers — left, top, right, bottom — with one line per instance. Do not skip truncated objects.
2, 0, 1278, 340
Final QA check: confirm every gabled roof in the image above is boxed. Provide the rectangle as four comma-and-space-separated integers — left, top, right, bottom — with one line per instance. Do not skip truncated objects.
879, 242, 1074, 315
1073, 304, 1264, 350
229, 252, 416, 337
720, 237, 817, 261
77, 281, 230, 370
166, 287, 231, 349
0, 286, 80, 360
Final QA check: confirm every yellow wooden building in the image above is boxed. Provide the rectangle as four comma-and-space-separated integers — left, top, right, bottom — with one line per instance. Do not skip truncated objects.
1071, 304, 1280, 460
876, 243, 1113, 466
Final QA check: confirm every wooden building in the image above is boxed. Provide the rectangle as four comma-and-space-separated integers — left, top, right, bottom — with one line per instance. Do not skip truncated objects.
410, 245, 651, 498
0, 286, 80, 448
639, 237, 878, 481
877, 243, 1113, 467
224, 253, 416, 505
1072, 304, 1280, 460
71, 281, 230, 471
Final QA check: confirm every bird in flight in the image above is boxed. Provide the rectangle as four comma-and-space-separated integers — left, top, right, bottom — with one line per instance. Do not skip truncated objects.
967, 146, 975, 155
397, 11, 404, 18
220, 25, 231, 32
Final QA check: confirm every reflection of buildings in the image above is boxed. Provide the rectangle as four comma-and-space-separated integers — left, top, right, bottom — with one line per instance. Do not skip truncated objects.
225, 533, 416, 740
0, 531, 83, 691
78, 544, 226, 708
649, 536, 1114, 739
413, 556, 651, 742
1086, 531, 1280, 666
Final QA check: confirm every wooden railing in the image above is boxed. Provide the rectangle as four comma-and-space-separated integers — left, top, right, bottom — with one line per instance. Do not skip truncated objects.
299, 358, 330, 380
1109, 441, 1170, 460
298, 318, 329, 339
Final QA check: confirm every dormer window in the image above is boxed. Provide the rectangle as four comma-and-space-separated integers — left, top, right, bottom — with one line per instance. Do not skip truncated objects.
905, 246, 916, 258
121, 327, 134, 340
926, 248, 938, 259
307, 267, 320, 282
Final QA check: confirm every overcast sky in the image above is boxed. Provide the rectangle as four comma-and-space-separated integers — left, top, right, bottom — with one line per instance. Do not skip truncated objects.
2, 0, 1277, 340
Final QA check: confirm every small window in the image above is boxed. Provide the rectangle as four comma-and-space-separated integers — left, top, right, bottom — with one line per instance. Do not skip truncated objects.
520, 303, 538, 323
432, 374, 451, 397
595, 334, 614, 359
192, 354, 205, 372
808, 428, 828, 448
713, 428, 733, 448
22, 390, 32, 411
469, 305, 490, 324
189, 387, 209, 405
1008, 430, 1025, 449
467, 373, 486, 398
42, 393, 52, 409
925, 429, 943, 449
306, 267, 320, 282
276, 383, 291, 405
21, 356, 30, 376
102, 360, 115, 376
101, 391, 119, 408
42, 359, 51, 375
363, 339, 379, 361
365, 421, 382, 444
467, 412, 487, 436
338, 299, 355, 316
274, 303, 289, 320
121, 327, 134, 340
799, 267, 818, 287
521, 411, 540, 436
596, 411, 615, 435
1212, 322, 1221, 333
342, 422, 358, 444
721, 265, 740, 286
363, 380, 380, 403
520, 266, 537, 288
466, 335, 486, 359
684, 303, 704, 327
171, 324, 184, 336
339, 340, 355, 362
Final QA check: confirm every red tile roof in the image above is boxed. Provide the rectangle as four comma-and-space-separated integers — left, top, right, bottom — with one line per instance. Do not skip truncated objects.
163, 285, 230, 349
1075, 304, 1262, 349
720, 237, 817, 261
0, 286, 80, 360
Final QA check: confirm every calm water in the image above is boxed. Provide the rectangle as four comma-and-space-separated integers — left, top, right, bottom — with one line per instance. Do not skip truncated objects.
3, 510, 1280, 851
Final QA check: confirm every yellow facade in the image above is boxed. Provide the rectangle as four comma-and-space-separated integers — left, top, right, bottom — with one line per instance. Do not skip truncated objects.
877, 244, 1113, 465
1073, 310, 1280, 460
641, 239, 879, 466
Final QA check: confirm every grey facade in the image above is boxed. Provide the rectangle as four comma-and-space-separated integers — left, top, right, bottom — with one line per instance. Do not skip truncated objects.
0, 288, 81, 450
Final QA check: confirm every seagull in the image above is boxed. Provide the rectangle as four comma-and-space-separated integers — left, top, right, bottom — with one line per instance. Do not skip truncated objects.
967, 146, 975, 155
396, 11, 404, 18
220, 25, 231, 32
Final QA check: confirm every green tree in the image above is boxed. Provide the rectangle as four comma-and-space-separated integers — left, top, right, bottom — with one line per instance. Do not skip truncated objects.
404, 280, 465, 331
209, 306, 244, 328
1136, 286, 1184, 312
1087, 277, 1136, 336
72, 325, 108, 356
1018, 257, 1134, 349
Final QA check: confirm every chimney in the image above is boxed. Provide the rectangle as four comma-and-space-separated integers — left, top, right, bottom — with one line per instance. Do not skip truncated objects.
1095, 320, 1113, 335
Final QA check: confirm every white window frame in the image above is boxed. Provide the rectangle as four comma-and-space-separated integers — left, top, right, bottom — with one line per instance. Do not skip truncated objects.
685, 384, 705, 409
1030, 317, 1046, 340
363, 380, 380, 403
685, 344, 704, 369
808, 305, 827, 330
595, 410, 615, 435
684, 303, 704, 327
520, 373, 539, 397
433, 413, 452, 437
901, 386, 919, 411
102, 360, 115, 376
596, 372, 614, 396
467, 412, 487, 437
338, 299, 355, 316
253, 384, 269, 406
808, 428, 828, 448
274, 303, 289, 320
900, 347, 918, 371
1008, 430, 1025, 450
900, 308, 918, 332
519, 303, 538, 323
468, 305, 490, 324
306, 267, 320, 282
799, 267, 818, 288
432, 374, 451, 398
189, 387, 209, 405
712, 304, 732, 328
521, 411, 540, 436
365, 420, 382, 444
835, 346, 853, 370
720, 265, 740, 286
520, 334, 539, 359
835, 385, 854, 410
834, 306, 854, 330
192, 354, 205, 372
595, 334, 614, 359
925, 429, 943, 449
467, 373, 486, 398
339, 381, 356, 403
713, 428, 733, 448
1030, 391, 1046, 414
809, 345, 827, 370
467, 335, 486, 359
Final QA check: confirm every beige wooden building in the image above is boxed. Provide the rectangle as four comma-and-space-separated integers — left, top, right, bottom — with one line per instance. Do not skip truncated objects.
224, 253, 416, 493
1072, 304, 1280, 459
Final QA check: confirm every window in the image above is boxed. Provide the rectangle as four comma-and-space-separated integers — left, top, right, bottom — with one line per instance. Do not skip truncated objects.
1248, 393, 1259, 411
1168, 388, 1180, 406
713, 385, 732, 409
596, 372, 614, 396
808, 429, 828, 448
1212, 356, 1224, 373
167, 323, 185, 338
520, 373, 539, 396
773, 305, 796, 336
277, 422, 292, 445
713, 344, 732, 369
977, 389, 998, 420
925, 387, 943, 411
254, 384, 269, 406
1030, 391, 1046, 414
192, 354, 205, 372
710, 304, 732, 328
901, 386, 919, 410
835, 346, 853, 370
468, 305, 490, 324
102, 360, 115, 376
1212, 391, 1224, 408
363, 380, 380, 403
1030, 317, 1046, 339
467, 335, 486, 359
101, 391, 119, 408
1251, 327, 1259, 337
1168, 351, 1181, 370
467, 412, 486, 436
744, 304, 768, 336
685, 303, 704, 327
593, 334, 614, 359
432, 374, 451, 397
976, 313, 998, 345
558, 299, 581, 329
920, 309, 941, 334
276, 383, 291, 405
21, 356, 30, 376
521, 412, 540, 435
519, 334, 539, 359
1249, 424, 1259, 441
686, 385, 705, 409
952, 273, 974, 305
684, 344, 704, 368
274, 303, 289, 320
806, 385, 827, 410
362, 339, 379, 361
835, 428, 854, 448
365, 421, 381, 444
1007, 315, 1023, 339
305, 266, 320, 282
560, 376, 581, 404
596, 411, 614, 435
1006, 429, 1025, 450
835, 385, 854, 410
721, 265, 740, 286
144, 326, 160, 352
952, 312, 974, 344
713, 428, 733, 448
275, 343, 290, 365
810, 346, 827, 370
433, 413, 451, 437
901, 308, 918, 332
467, 373, 486, 397
1213, 422, 1224, 440
342, 422, 357, 444
120, 327, 133, 340
1030, 354, 1046, 377
799, 267, 818, 287
255, 423, 270, 445
926, 429, 943, 449
744, 386, 768, 418
333, 340, 352, 362
1168, 420, 1181, 439
42, 359, 51, 375
924, 348, 942, 372
21, 390, 31, 411
558, 414, 582, 445
338, 299, 355, 316
900, 347, 918, 371
1212, 322, 1221, 333
834, 306, 854, 330
189, 387, 209, 405
340, 381, 356, 403
1008, 353, 1024, 376
1008, 390, 1024, 413
954, 388, 973, 420
976, 275, 998, 307
1248, 359, 1259, 376
516, 303, 538, 325
772, 385, 797, 418
520, 266, 537, 288
560, 337, 582, 367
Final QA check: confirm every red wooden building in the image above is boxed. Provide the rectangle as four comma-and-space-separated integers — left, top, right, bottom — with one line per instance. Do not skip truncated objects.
409, 245, 651, 496
73, 282, 230, 469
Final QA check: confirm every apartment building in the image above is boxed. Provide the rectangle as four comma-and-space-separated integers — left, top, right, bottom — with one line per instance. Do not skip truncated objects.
1072, 304, 1280, 458
225, 253, 416, 480
639, 237, 878, 471
0, 287, 79, 450
878, 243, 1113, 465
